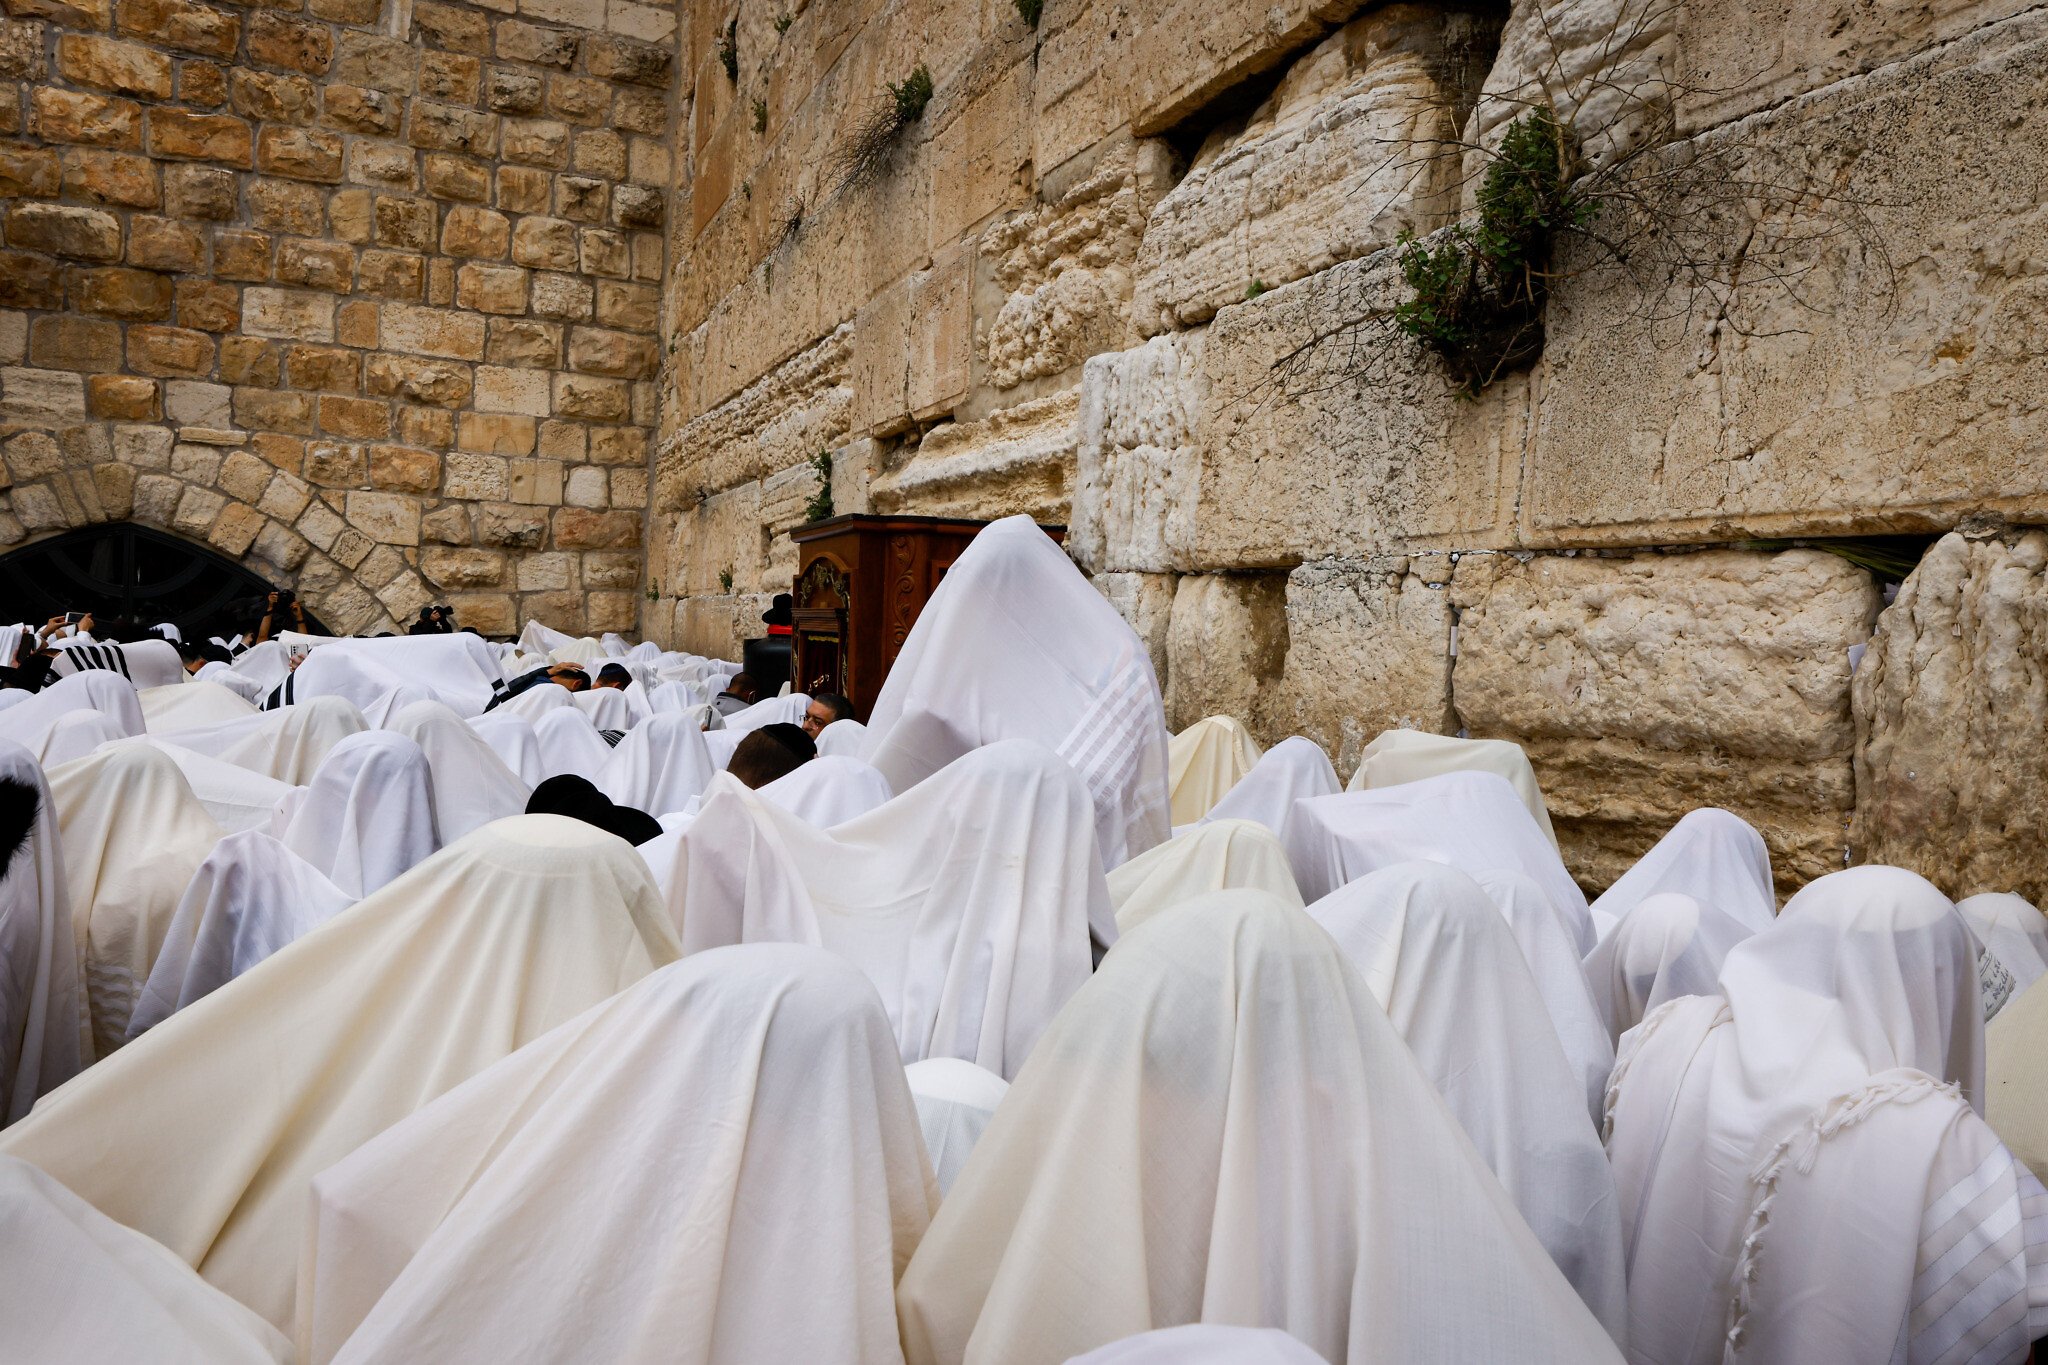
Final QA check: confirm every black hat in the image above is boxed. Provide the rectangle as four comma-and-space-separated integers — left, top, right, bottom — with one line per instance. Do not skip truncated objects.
761, 592, 794, 626
524, 775, 663, 845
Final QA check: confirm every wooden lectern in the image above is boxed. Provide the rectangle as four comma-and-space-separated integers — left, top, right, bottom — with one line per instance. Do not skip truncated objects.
788, 514, 1064, 722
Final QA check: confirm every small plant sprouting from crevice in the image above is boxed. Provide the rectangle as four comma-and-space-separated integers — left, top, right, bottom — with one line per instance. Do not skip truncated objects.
717, 17, 738, 82
803, 448, 834, 523
1013, 0, 1042, 28
751, 97, 767, 133
645, 579, 660, 601
1245, 278, 1267, 300
829, 63, 934, 197
1393, 107, 1588, 397
776, 194, 804, 247
717, 566, 734, 593
773, 11, 791, 33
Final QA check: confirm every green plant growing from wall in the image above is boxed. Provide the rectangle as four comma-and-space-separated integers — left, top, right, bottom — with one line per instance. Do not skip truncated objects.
645, 579, 660, 601
803, 448, 834, 523
1250, 0, 1892, 405
1014, 0, 1042, 26
773, 11, 791, 33
718, 566, 735, 593
718, 17, 738, 81
1245, 279, 1267, 300
752, 98, 767, 133
829, 63, 935, 196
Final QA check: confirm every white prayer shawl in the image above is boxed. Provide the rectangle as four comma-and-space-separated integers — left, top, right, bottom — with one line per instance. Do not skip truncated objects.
546, 638, 607, 666
140, 680, 257, 732
516, 619, 579, 657
0, 815, 681, 1332
704, 726, 743, 770
357, 684, 434, 730
278, 731, 440, 896
1307, 863, 1627, 1337
229, 640, 291, 688
597, 711, 715, 816
573, 685, 634, 730
895, 891, 1623, 1365
387, 700, 531, 841
1990, 975, 2048, 1185
127, 830, 354, 1038
722, 691, 813, 736
1958, 893, 2048, 1002
1589, 807, 1777, 937
46, 742, 224, 1058
1106, 819, 1303, 938
495, 680, 577, 722
1470, 867, 1616, 1123
1581, 890, 1753, 1046
302, 945, 935, 1365
0, 1156, 291, 1365
1347, 728, 1559, 848
645, 679, 710, 714
1605, 866, 2017, 1365
0, 687, 29, 711
0, 668, 144, 760
196, 660, 270, 703
863, 516, 1171, 870
531, 705, 616, 783
159, 695, 368, 785
465, 711, 547, 786
668, 740, 1103, 1079
1166, 716, 1262, 825
756, 755, 895, 828
139, 740, 295, 834
48, 636, 185, 689
1282, 771, 1594, 950
1197, 736, 1341, 837
0, 741, 83, 1124
906, 1057, 1008, 1199
40, 707, 127, 766
619, 678, 656, 724
817, 716, 870, 758
280, 632, 507, 717
1065, 1327, 1331, 1365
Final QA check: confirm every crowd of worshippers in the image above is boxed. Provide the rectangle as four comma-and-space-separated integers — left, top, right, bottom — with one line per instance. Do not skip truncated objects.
1, 513, 2046, 1364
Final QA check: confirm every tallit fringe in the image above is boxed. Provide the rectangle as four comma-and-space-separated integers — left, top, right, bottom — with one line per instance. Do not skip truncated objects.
1602, 996, 1726, 1146
1722, 1073, 1961, 1361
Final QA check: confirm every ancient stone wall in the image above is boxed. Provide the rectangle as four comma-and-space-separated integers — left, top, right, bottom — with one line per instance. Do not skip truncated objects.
0, 0, 671, 633
653, 0, 2048, 899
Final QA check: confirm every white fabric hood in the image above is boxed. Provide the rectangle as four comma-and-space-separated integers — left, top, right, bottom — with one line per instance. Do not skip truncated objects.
597, 711, 716, 817
1196, 735, 1340, 837
1107, 818, 1303, 938
1346, 728, 1557, 848
0, 740, 83, 1124
1589, 806, 1777, 937
277, 730, 440, 897
1166, 716, 1261, 825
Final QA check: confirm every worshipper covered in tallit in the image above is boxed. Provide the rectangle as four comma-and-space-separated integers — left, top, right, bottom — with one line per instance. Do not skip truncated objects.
0, 815, 682, 1332
0, 668, 144, 763
1196, 735, 1340, 836
1106, 817, 1302, 937
906, 1057, 1008, 1198
1580, 889, 1753, 1045
281, 631, 509, 717
142, 738, 297, 834
126, 830, 355, 1038
896, 890, 1622, 1364
1283, 770, 1593, 949
0, 1155, 290, 1365
1308, 862, 1626, 1337
667, 740, 1102, 1080
728, 722, 816, 788
1346, 728, 1557, 847
300, 944, 935, 1364
139, 678, 258, 732
1988, 972, 2048, 1184
530, 704, 618, 783
597, 711, 717, 816
863, 515, 1171, 870
1065, 1326, 1330, 1365
1588, 806, 1777, 937
47, 741, 225, 1057
0, 741, 83, 1124
1606, 865, 2048, 1364
1959, 892, 2048, 1018
466, 710, 547, 785
276, 731, 440, 897
157, 693, 367, 785
1471, 867, 1614, 1123
816, 715, 869, 757
754, 752, 894, 827
388, 699, 531, 840
1166, 715, 1262, 825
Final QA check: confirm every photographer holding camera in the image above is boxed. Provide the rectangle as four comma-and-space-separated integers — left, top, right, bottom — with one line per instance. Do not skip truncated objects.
409, 604, 457, 636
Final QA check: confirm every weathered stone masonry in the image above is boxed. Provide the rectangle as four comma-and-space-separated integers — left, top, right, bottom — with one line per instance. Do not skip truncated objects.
0, 0, 671, 634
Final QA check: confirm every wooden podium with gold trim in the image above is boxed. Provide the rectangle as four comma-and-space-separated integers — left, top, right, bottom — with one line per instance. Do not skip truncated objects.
788, 514, 1063, 722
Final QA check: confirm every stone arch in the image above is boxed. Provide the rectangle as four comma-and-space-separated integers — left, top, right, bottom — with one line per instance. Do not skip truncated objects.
0, 520, 330, 635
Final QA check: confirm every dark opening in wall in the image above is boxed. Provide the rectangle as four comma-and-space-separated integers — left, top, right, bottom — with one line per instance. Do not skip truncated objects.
1740, 535, 1942, 588
0, 524, 322, 639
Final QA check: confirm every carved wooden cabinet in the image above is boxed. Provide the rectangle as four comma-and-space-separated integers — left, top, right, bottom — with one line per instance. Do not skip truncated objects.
789, 514, 1063, 722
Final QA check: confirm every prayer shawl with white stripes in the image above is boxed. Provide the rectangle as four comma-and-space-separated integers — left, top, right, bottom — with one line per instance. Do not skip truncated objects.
862, 516, 1170, 873
1605, 866, 2048, 1364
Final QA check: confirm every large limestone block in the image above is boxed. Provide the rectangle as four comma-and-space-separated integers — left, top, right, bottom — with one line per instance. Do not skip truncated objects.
1854, 530, 2048, 903
1525, 11, 2048, 546
1453, 547, 1880, 892
1165, 572, 1292, 733
1188, 251, 1524, 567
1070, 331, 1204, 575
1132, 5, 1486, 333
657, 326, 853, 513
868, 390, 1079, 523
1266, 555, 1456, 774
1466, 0, 1675, 176
1092, 569, 1177, 691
